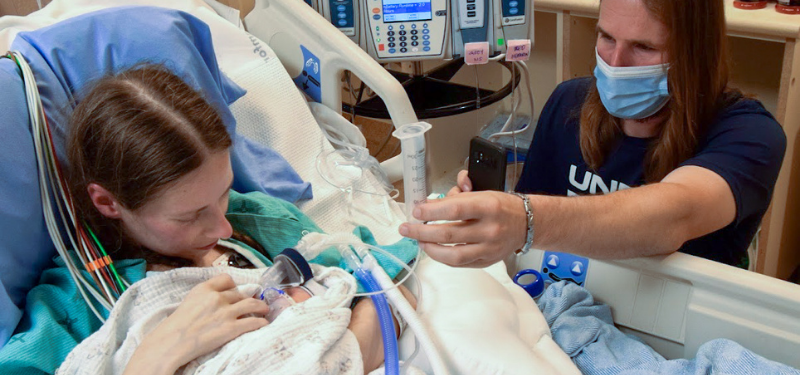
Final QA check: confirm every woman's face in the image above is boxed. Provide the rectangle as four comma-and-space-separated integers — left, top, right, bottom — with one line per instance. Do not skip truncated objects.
596, 0, 668, 67
117, 151, 234, 264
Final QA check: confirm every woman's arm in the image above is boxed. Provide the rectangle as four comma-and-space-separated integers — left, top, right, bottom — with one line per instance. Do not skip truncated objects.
348, 286, 417, 373
123, 273, 269, 375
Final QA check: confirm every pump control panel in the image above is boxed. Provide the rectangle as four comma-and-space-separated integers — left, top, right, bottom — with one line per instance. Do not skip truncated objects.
500, 0, 524, 25
322, 0, 361, 43
457, 0, 485, 29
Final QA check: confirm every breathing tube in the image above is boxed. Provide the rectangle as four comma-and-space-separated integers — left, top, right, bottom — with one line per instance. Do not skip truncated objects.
346, 252, 400, 375
295, 232, 450, 375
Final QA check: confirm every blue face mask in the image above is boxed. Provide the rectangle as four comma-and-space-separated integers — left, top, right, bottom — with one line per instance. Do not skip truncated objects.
593, 49, 670, 120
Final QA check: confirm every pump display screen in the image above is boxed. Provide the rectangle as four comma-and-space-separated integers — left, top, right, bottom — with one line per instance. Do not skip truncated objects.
382, 0, 432, 22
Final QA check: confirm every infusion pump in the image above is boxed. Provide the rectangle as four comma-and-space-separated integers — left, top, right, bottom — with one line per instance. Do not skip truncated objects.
361, 0, 532, 62
315, 0, 532, 62
361, 0, 449, 61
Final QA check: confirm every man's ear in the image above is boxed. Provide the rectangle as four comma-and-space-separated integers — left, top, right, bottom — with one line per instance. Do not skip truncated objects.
87, 183, 123, 219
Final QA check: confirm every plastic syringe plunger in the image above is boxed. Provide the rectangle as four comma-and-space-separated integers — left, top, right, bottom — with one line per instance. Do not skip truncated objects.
392, 122, 432, 223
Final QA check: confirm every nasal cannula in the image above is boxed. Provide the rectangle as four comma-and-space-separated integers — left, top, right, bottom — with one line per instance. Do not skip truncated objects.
392, 122, 432, 223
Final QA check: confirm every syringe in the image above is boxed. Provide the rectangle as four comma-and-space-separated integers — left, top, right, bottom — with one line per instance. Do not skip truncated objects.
392, 122, 432, 223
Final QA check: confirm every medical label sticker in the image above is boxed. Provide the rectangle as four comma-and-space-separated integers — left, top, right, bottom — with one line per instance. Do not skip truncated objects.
506, 39, 531, 61
293, 46, 322, 102
465, 42, 490, 65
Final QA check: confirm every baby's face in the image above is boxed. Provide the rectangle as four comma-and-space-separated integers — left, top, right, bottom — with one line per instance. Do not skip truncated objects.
285, 287, 312, 303
117, 151, 235, 264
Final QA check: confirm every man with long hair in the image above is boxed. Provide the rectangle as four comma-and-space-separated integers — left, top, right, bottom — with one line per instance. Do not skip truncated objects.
399, 0, 786, 268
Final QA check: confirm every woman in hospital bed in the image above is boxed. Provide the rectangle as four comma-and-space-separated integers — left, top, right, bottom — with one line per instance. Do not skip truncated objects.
59, 63, 410, 374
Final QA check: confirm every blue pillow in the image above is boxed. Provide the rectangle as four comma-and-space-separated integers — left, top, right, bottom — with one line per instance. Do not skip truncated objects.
0, 6, 312, 347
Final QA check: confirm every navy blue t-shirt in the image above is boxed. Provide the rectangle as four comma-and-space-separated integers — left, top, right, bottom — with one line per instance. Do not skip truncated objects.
516, 77, 786, 267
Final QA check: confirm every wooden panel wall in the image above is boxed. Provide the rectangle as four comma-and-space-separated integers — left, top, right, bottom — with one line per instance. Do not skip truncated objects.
0, 0, 51, 17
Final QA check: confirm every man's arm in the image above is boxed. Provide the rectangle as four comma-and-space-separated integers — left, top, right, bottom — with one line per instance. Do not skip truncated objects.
532, 165, 735, 259
399, 166, 736, 267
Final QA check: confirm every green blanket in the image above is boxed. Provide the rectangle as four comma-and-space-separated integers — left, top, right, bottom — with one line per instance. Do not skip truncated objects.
0, 190, 416, 374
226, 190, 418, 277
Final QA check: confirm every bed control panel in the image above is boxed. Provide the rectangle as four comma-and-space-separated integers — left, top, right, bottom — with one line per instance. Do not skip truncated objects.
540, 251, 589, 287
363, 0, 448, 61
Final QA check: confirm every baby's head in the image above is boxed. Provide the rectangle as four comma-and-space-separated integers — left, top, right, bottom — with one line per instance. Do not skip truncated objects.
68, 64, 234, 266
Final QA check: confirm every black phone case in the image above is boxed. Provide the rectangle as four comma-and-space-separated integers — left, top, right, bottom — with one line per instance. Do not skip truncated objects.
468, 137, 507, 191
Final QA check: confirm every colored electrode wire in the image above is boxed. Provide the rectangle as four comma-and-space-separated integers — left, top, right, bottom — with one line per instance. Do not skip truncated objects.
86, 224, 127, 292
5, 51, 127, 321
42, 115, 119, 298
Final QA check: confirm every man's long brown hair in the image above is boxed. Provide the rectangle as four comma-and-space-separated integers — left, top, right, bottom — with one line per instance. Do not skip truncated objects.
579, 0, 738, 182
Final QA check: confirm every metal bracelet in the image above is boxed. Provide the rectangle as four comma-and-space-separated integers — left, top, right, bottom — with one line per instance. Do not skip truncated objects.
507, 191, 534, 255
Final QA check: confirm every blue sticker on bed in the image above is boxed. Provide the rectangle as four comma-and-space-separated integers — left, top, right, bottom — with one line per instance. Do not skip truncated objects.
294, 45, 322, 102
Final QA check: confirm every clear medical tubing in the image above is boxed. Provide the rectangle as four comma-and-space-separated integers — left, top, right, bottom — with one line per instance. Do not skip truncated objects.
297, 234, 448, 373
353, 266, 400, 375
341, 244, 449, 375
366, 254, 450, 375
392, 122, 432, 223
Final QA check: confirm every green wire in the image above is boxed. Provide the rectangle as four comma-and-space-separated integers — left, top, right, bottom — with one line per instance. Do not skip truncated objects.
84, 221, 127, 293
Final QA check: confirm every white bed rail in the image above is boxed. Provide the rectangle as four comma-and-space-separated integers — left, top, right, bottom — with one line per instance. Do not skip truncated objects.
243, 0, 417, 181
519, 250, 800, 368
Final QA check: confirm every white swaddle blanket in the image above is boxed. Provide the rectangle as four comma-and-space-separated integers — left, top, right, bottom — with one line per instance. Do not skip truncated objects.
56, 265, 420, 375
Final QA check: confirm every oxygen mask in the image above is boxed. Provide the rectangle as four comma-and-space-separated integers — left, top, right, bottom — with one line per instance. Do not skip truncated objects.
256, 248, 314, 321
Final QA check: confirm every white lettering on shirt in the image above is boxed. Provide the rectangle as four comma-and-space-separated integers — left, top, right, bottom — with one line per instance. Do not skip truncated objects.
568, 164, 630, 195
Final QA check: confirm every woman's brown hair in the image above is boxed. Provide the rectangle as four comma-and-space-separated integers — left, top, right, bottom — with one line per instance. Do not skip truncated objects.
579, 0, 739, 182
67, 64, 232, 266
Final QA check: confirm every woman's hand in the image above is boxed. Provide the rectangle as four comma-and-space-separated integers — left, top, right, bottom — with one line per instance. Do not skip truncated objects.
124, 273, 269, 375
400, 171, 528, 268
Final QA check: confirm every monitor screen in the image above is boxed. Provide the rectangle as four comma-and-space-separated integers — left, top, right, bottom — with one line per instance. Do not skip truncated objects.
382, 0, 433, 23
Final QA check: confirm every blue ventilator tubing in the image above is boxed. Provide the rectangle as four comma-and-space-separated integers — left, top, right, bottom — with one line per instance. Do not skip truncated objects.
354, 267, 399, 375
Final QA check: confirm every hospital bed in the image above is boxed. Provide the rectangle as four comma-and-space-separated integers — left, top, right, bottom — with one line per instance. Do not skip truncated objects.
1, 0, 799, 373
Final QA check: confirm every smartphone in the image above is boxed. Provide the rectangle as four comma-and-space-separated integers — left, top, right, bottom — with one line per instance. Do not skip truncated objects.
468, 137, 507, 191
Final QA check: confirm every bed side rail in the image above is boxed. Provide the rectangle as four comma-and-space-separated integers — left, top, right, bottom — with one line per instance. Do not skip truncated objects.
243, 0, 416, 181
520, 250, 800, 367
